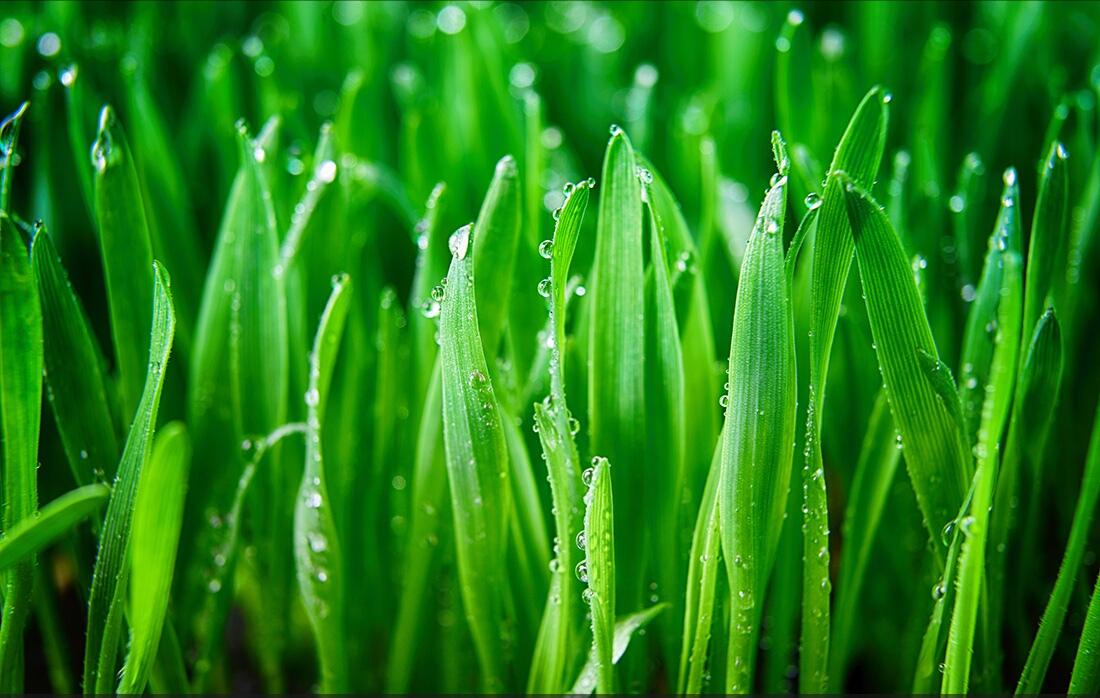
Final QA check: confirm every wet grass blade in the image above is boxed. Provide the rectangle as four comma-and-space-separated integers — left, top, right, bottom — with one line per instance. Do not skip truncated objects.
571, 603, 669, 695
0, 103, 28, 211
472, 155, 521, 362
588, 128, 646, 606
31, 227, 119, 485
83, 262, 175, 695
1070, 563, 1100, 694
843, 174, 972, 543
439, 222, 510, 691
1016, 370, 1100, 694
800, 88, 888, 693
91, 105, 155, 419
0, 484, 108, 572
942, 244, 1021, 694
1022, 142, 1069, 337
295, 275, 351, 693
581, 456, 615, 694
720, 134, 795, 693
0, 210, 42, 692
118, 422, 190, 695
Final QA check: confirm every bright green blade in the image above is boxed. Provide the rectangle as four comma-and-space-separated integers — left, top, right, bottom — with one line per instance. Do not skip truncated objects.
439, 222, 510, 692
91, 105, 155, 420
31, 227, 119, 485
118, 422, 190, 695
0, 484, 108, 572
588, 127, 646, 607
83, 262, 175, 695
0, 209, 42, 692
719, 134, 795, 694
295, 274, 351, 693
581, 456, 615, 694
570, 604, 669, 696
472, 154, 521, 363
1022, 142, 1069, 338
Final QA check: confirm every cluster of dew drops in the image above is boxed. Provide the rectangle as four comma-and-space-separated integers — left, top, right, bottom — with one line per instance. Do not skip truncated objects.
538, 176, 596, 299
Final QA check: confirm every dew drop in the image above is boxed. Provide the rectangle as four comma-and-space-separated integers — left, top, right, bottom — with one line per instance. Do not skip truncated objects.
308, 532, 329, 553
575, 530, 587, 550
931, 581, 946, 600
609, 124, 623, 137
575, 561, 589, 583
582, 467, 595, 487
430, 285, 446, 303
537, 278, 552, 298
538, 239, 554, 259
317, 159, 337, 183
448, 223, 472, 260
719, 394, 730, 408
804, 192, 822, 209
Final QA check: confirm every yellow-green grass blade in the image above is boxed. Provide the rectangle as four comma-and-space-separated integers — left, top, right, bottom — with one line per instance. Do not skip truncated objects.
719, 137, 795, 693
589, 127, 646, 608
0, 484, 108, 572
91, 105, 155, 421
439, 222, 511, 691
32, 227, 119, 485
0, 208, 42, 693
118, 422, 190, 695
83, 262, 175, 695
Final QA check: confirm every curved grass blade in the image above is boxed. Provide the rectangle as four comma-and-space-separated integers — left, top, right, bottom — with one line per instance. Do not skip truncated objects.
0, 210, 42, 692
31, 227, 119, 485
83, 262, 175, 695
0, 484, 108, 572
942, 246, 1021, 694
1070, 565, 1100, 694
571, 603, 669, 695
118, 422, 190, 695
720, 138, 795, 693
439, 223, 510, 691
589, 127, 646, 607
829, 390, 901, 689
295, 274, 351, 693
801, 88, 888, 693
1, 102, 28, 211
1016, 386, 1100, 694
527, 179, 591, 694
1022, 142, 1069, 337
842, 176, 972, 543
91, 105, 155, 420
581, 456, 615, 694
679, 438, 723, 695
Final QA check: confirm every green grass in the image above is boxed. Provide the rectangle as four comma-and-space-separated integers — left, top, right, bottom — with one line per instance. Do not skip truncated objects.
1, 1, 1100, 694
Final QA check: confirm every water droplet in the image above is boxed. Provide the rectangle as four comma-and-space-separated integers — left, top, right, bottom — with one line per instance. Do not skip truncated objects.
576, 530, 587, 550
882, 92, 893, 104
430, 285, 446, 303
537, 277, 552, 298
1056, 142, 1069, 160
582, 467, 595, 487
448, 223, 472, 260
769, 172, 782, 188
931, 581, 946, 600
79, 449, 88, 460
539, 239, 554, 259
317, 159, 337, 183
562, 181, 575, 196
609, 124, 623, 137
305, 388, 320, 406
316, 569, 329, 583
305, 491, 323, 509
552, 207, 562, 221
421, 300, 440, 319
895, 433, 903, 450
949, 195, 965, 213
961, 284, 977, 302
941, 519, 956, 545
308, 532, 328, 553
575, 561, 589, 583
208, 579, 223, 593
787, 9, 804, 25
585, 177, 597, 188
765, 219, 779, 234
719, 394, 730, 408
549, 558, 562, 573
804, 192, 822, 209
568, 416, 581, 435
636, 166, 653, 184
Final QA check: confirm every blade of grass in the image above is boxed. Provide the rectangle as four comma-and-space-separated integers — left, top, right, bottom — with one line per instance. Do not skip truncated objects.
118, 422, 190, 695
581, 455, 615, 694
1016, 364, 1100, 694
589, 126, 646, 609
0, 209, 42, 693
472, 155, 520, 363
31, 227, 119, 485
1070, 563, 1100, 694
720, 133, 795, 693
0, 102, 28, 211
0, 484, 108, 572
571, 603, 669, 695
295, 274, 351, 693
800, 87, 888, 693
91, 105, 155, 420
439, 222, 511, 691
83, 261, 175, 695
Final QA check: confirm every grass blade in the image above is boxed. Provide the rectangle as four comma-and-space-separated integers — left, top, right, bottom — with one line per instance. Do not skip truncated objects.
581, 456, 615, 694
0, 484, 108, 572
720, 134, 795, 693
31, 227, 119, 485
1070, 564, 1100, 694
118, 422, 190, 695
588, 127, 646, 606
295, 274, 351, 693
0, 210, 42, 692
440, 222, 510, 691
0, 103, 28, 211
571, 603, 669, 695
91, 105, 155, 420
1022, 142, 1069, 337
83, 262, 175, 695
472, 155, 521, 362
1016, 369, 1100, 694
